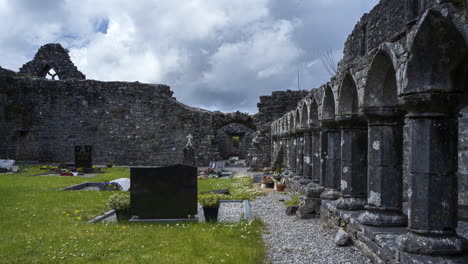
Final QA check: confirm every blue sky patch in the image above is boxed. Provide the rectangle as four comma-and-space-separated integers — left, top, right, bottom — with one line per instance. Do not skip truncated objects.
95, 18, 109, 34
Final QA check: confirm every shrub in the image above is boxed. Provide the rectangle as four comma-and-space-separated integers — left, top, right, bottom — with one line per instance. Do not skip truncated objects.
108, 193, 130, 210
198, 193, 223, 208
284, 194, 301, 207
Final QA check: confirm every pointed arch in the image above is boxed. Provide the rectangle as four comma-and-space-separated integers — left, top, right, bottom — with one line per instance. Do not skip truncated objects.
301, 102, 308, 128
289, 112, 294, 132
338, 73, 359, 117
295, 108, 301, 129
404, 10, 467, 94
309, 98, 319, 124
364, 52, 398, 108
322, 85, 336, 120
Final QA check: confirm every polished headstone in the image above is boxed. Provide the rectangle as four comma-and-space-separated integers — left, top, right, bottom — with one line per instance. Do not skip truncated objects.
75, 145, 92, 168
130, 164, 197, 219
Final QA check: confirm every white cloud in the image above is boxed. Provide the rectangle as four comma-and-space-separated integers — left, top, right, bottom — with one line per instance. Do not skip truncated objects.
0, 0, 379, 113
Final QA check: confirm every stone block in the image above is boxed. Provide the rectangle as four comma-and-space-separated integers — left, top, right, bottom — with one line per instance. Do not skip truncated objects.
334, 228, 351, 246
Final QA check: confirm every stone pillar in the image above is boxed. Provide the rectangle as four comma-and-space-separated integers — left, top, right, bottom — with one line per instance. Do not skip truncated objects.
303, 131, 312, 179
359, 108, 407, 226
282, 136, 288, 168
320, 121, 341, 200
296, 133, 304, 176
397, 94, 468, 255
290, 136, 297, 172
311, 128, 321, 184
336, 118, 368, 210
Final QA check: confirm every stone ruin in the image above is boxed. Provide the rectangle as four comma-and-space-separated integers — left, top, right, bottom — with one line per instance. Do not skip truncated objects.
0, 0, 467, 262
19, 43, 85, 80
270, 0, 468, 262
0, 43, 306, 166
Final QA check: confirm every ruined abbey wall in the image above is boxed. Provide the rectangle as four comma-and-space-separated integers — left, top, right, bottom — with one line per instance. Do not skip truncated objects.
0, 76, 224, 165
270, 0, 468, 261
0, 46, 305, 166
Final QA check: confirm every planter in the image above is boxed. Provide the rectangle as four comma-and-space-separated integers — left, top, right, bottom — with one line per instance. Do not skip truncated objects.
203, 206, 220, 222
115, 209, 130, 221
265, 182, 275, 189
276, 184, 286, 192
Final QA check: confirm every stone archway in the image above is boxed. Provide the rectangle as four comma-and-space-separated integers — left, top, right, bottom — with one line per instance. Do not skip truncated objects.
338, 73, 359, 117
215, 123, 255, 159
322, 86, 335, 120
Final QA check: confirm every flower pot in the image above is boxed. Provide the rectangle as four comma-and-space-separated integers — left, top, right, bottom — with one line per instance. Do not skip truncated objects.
203, 206, 219, 222
276, 184, 286, 192
266, 182, 275, 189
115, 209, 130, 221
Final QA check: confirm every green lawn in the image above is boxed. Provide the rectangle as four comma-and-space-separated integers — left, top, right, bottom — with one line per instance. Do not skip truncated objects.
0, 166, 266, 264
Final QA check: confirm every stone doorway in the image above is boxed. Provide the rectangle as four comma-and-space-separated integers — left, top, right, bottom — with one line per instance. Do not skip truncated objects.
215, 123, 255, 160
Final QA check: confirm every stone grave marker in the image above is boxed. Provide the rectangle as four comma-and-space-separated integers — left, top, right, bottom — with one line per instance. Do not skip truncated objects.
75, 145, 92, 168
110, 178, 130, 191
253, 174, 263, 183
183, 134, 195, 166
0, 160, 15, 171
209, 161, 225, 170
130, 164, 197, 220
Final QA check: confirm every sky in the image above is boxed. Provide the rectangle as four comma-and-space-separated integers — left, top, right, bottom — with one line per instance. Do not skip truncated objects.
0, 0, 379, 114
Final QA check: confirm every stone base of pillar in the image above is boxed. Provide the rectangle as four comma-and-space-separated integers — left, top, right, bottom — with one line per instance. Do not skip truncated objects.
297, 196, 321, 219
299, 178, 313, 185
397, 232, 468, 256
358, 208, 407, 227
305, 183, 324, 198
320, 188, 340, 200
335, 196, 366, 210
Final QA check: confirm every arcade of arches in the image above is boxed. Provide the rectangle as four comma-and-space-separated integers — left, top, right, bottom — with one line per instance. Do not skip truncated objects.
270, 6, 468, 261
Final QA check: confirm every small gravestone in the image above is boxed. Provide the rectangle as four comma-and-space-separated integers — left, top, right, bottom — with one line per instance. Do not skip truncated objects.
110, 178, 130, 191
130, 164, 197, 220
75, 146, 92, 168
183, 134, 195, 166
209, 161, 225, 170
253, 174, 263, 183
0, 160, 15, 171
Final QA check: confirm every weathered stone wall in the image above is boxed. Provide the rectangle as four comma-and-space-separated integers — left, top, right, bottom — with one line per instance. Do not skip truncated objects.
247, 90, 308, 169
0, 76, 239, 166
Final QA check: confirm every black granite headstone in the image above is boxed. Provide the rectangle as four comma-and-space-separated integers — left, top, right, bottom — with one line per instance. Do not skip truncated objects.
75, 145, 92, 168
130, 164, 197, 219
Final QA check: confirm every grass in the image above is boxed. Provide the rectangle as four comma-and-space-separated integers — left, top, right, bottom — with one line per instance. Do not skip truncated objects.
198, 175, 264, 200
0, 166, 266, 264
284, 193, 301, 207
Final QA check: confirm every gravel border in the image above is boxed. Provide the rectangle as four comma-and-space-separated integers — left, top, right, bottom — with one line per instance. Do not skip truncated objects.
251, 193, 372, 264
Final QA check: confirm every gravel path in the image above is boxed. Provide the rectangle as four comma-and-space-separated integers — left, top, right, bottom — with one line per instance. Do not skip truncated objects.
198, 202, 244, 223
251, 193, 372, 264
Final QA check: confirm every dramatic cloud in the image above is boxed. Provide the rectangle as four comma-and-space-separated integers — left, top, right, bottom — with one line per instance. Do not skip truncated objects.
0, 0, 379, 113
